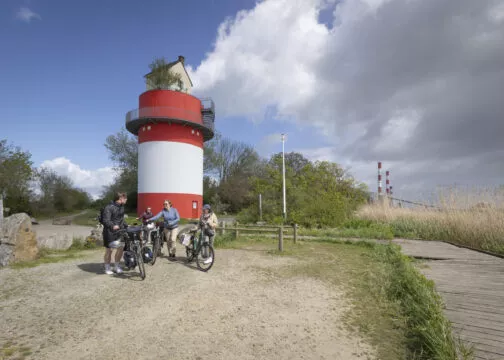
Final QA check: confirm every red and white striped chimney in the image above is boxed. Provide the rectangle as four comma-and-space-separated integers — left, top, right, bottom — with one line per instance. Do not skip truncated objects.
386, 170, 390, 195
377, 162, 382, 196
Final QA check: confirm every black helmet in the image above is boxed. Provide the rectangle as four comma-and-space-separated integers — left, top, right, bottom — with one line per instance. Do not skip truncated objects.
142, 247, 153, 263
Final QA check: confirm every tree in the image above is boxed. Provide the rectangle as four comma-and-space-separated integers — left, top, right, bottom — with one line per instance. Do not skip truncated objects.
104, 129, 138, 172
102, 129, 139, 212
238, 152, 369, 226
0, 139, 34, 214
204, 133, 259, 183
35, 167, 92, 215
147, 57, 183, 91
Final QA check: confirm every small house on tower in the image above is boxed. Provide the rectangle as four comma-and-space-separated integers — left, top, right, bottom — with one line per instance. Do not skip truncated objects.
125, 55, 215, 219
145, 55, 193, 94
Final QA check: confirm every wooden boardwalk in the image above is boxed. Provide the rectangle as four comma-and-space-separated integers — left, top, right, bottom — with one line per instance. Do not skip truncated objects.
393, 239, 504, 360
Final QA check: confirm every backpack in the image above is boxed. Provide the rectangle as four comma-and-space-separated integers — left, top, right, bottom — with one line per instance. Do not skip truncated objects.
97, 206, 106, 225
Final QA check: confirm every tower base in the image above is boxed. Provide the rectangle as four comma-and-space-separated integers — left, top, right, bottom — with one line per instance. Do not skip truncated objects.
138, 193, 202, 220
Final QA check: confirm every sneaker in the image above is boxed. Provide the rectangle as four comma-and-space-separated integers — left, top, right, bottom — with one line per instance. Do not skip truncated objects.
104, 264, 113, 275
114, 264, 123, 274
203, 257, 213, 265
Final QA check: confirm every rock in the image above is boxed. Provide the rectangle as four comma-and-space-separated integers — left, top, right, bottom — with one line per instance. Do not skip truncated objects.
86, 225, 104, 247
31, 217, 39, 225
37, 233, 74, 250
52, 218, 72, 225
0, 213, 39, 267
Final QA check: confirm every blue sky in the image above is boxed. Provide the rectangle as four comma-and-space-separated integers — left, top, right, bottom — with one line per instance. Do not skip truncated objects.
2, 0, 502, 202
0, 0, 328, 171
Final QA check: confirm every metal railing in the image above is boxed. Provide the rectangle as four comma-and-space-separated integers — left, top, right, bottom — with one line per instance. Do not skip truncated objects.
125, 106, 202, 124
125, 101, 215, 134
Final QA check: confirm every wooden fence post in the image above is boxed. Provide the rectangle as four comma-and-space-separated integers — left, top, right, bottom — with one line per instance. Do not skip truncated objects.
235, 223, 239, 239
293, 223, 298, 244
221, 221, 226, 236
278, 225, 284, 252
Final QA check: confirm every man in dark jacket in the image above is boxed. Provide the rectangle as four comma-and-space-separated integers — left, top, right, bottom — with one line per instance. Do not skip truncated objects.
102, 192, 128, 274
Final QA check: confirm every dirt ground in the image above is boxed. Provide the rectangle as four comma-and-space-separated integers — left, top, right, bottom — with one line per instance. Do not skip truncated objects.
0, 243, 375, 360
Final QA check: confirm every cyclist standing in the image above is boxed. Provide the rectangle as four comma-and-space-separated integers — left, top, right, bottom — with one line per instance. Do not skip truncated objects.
148, 200, 180, 258
137, 206, 153, 244
200, 204, 218, 264
136, 207, 153, 224
102, 192, 128, 274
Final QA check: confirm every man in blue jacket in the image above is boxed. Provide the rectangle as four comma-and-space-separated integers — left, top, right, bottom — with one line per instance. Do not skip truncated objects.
148, 200, 180, 258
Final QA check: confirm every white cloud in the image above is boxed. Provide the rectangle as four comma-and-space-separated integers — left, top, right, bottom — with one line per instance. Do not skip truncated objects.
16, 7, 41, 23
189, 0, 504, 202
39, 157, 116, 199
187, 0, 329, 121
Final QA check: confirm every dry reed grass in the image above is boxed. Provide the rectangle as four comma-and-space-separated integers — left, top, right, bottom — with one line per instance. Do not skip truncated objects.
357, 187, 504, 254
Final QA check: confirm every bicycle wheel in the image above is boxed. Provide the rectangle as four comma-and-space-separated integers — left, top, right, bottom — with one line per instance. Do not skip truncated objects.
186, 246, 194, 262
196, 243, 214, 272
151, 233, 160, 265
136, 249, 146, 280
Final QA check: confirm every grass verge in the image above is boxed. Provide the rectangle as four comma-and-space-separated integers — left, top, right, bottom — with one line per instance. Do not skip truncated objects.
215, 235, 472, 360
297, 221, 395, 240
9, 238, 99, 269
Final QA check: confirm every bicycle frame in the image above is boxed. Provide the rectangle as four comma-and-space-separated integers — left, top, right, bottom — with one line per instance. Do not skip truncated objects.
187, 228, 209, 256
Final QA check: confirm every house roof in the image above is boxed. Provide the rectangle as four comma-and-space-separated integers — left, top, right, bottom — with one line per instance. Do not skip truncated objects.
144, 57, 193, 87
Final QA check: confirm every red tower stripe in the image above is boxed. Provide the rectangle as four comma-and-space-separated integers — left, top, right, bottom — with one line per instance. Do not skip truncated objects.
139, 90, 203, 125
138, 193, 203, 219
138, 122, 204, 148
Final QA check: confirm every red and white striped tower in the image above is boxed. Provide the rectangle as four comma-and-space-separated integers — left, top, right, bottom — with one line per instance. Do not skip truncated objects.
125, 59, 215, 219
386, 170, 390, 195
377, 162, 382, 197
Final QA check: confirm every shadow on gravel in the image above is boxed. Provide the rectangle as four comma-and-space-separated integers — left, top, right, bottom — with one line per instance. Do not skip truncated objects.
77, 263, 145, 280
77, 263, 104, 274
155, 255, 202, 272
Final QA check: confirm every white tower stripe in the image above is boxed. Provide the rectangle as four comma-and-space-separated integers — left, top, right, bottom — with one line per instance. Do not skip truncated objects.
138, 141, 203, 194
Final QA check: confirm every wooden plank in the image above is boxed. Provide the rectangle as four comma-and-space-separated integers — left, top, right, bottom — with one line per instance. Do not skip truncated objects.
444, 310, 504, 329
452, 327, 504, 344
445, 303, 504, 316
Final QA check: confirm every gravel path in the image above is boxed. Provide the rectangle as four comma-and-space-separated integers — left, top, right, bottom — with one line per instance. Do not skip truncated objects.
0, 244, 374, 360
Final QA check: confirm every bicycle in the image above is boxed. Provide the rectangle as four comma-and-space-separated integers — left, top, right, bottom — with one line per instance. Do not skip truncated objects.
180, 225, 215, 272
117, 226, 146, 280
142, 221, 161, 265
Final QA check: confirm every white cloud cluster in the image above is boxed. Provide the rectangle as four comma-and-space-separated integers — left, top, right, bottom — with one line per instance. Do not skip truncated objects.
189, 0, 504, 201
16, 7, 41, 23
39, 157, 116, 199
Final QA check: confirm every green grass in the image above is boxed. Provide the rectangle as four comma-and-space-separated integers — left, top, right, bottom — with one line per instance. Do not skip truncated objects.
297, 223, 394, 240
72, 210, 99, 226
1, 340, 32, 360
215, 235, 472, 360
9, 238, 99, 269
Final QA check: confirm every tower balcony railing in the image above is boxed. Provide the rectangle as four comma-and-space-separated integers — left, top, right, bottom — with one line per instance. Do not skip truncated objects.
125, 106, 203, 125
125, 102, 215, 140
